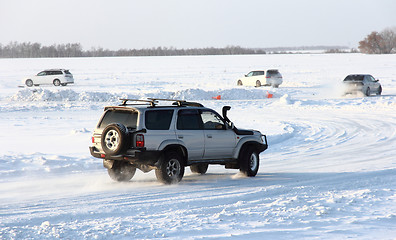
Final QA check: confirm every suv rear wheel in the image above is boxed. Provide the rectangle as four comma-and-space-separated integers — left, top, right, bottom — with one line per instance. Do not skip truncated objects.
365, 87, 370, 96
155, 151, 185, 184
108, 161, 136, 182
239, 146, 259, 177
53, 79, 61, 86
101, 123, 129, 155
25, 79, 33, 87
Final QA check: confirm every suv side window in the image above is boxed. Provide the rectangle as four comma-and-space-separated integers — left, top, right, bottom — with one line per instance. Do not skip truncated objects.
364, 75, 374, 82
253, 71, 264, 76
246, 72, 254, 77
145, 110, 174, 130
177, 109, 202, 130
37, 71, 47, 76
201, 110, 226, 130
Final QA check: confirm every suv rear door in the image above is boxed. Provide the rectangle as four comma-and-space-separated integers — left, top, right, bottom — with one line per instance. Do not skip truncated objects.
176, 109, 205, 160
200, 110, 236, 159
144, 109, 176, 150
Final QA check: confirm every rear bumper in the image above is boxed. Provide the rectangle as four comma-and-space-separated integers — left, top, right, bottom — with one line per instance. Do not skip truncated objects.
266, 78, 283, 85
89, 146, 161, 166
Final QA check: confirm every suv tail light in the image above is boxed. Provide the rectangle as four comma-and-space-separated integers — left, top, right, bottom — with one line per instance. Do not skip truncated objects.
91, 136, 95, 143
136, 134, 145, 147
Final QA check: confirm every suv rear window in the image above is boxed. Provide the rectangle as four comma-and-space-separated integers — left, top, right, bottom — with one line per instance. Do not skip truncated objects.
267, 70, 280, 77
145, 110, 174, 130
344, 75, 364, 81
98, 110, 138, 130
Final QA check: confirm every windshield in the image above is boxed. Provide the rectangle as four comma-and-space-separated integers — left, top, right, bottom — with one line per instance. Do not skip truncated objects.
98, 110, 138, 130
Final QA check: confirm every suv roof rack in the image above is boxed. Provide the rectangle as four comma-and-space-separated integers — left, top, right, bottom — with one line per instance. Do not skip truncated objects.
119, 98, 204, 107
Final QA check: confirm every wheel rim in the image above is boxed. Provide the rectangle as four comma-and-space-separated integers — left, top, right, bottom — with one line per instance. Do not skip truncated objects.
166, 158, 180, 178
104, 130, 120, 150
249, 153, 258, 171
256, 81, 260, 87
54, 80, 60, 86
26, 80, 33, 87
238, 80, 242, 86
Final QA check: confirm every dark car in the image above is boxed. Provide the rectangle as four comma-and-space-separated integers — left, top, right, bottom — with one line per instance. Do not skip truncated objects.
343, 74, 382, 96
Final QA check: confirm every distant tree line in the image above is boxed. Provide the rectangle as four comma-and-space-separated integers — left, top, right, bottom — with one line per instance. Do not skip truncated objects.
358, 27, 396, 54
0, 42, 268, 58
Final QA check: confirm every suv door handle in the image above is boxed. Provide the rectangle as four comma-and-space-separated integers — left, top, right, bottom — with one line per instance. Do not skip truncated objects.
207, 135, 212, 138
178, 135, 184, 139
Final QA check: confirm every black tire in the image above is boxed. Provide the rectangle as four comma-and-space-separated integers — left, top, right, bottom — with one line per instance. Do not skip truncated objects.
272, 84, 279, 88
377, 86, 382, 95
255, 80, 261, 87
25, 79, 33, 87
155, 151, 184, 184
190, 163, 209, 174
239, 146, 259, 177
101, 123, 129, 156
107, 161, 136, 182
237, 80, 243, 86
53, 79, 61, 86
61, 83, 67, 86
365, 87, 370, 96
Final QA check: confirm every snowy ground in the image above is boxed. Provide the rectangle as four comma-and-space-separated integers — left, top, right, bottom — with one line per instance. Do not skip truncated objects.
0, 54, 395, 239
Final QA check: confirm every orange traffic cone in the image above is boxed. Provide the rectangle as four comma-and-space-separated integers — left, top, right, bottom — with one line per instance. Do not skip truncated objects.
266, 91, 273, 98
212, 95, 221, 100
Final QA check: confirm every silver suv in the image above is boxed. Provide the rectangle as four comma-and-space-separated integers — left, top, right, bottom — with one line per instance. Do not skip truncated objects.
89, 98, 268, 184
343, 74, 382, 96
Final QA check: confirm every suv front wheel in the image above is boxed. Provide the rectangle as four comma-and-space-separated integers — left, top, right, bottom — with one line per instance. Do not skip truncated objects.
239, 146, 259, 177
155, 151, 185, 184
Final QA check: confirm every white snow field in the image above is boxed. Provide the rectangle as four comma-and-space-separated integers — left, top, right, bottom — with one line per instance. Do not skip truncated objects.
0, 54, 395, 239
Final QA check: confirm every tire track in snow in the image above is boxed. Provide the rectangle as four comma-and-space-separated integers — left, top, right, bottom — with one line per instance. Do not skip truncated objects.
262, 108, 396, 173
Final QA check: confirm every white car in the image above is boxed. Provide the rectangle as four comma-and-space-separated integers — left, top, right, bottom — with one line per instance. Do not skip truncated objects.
237, 70, 283, 88
23, 69, 74, 87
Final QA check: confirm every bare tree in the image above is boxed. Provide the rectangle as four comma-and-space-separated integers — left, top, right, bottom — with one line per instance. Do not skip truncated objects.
359, 27, 396, 54
380, 27, 396, 54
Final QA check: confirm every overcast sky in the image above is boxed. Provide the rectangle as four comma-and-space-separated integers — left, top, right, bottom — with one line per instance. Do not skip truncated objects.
1, 0, 395, 50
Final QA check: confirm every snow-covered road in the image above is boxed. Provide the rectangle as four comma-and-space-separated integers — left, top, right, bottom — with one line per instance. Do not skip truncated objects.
0, 54, 395, 239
